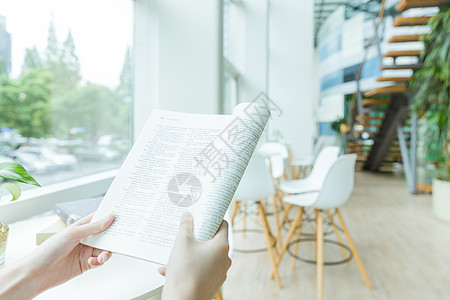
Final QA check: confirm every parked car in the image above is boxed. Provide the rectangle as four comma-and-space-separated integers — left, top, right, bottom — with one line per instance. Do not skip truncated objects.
73, 144, 121, 162
40, 148, 78, 170
97, 134, 131, 153
0, 141, 13, 155
12, 151, 56, 174
15, 146, 78, 170
0, 155, 15, 183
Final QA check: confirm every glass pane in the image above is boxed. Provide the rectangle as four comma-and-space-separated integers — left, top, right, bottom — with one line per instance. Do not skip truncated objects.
0, 0, 133, 198
223, 74, 236, 114
223, 0, 232, 61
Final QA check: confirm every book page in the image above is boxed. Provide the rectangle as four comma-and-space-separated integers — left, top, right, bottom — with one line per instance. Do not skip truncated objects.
83, 103, 270, 265
191, 102, 270, 241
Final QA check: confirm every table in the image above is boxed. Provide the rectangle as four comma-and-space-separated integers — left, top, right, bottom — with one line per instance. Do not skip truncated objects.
5, 212, 164, 300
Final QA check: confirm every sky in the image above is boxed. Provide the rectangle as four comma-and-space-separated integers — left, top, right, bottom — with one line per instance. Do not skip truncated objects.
0, 0, 132, 88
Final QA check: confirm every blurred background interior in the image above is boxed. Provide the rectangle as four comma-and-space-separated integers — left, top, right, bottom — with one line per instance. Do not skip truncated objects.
0, 0, 449, 299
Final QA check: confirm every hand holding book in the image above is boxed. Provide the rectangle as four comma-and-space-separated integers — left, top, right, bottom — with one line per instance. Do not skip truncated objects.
83, 102, 270, 265
159, 212, 231, 300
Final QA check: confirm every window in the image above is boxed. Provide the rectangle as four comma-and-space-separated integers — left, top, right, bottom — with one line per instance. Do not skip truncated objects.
223, 0, 241, 114
223, 73, 237, 114
0, 0, 133, 203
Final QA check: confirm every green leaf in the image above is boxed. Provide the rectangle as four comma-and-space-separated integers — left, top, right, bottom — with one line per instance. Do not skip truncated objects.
0, 182, 21, 201
0, 162, 41, 187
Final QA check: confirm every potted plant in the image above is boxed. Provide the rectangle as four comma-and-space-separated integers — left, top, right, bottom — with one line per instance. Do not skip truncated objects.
409, 7, 450, 222
331, 117, 348, 151
0, 162, 40, 267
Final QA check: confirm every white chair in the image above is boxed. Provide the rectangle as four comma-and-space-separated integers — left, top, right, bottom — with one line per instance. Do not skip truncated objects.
231, 154, 283, 288
280, 146, 340, 194
257, 142, 290, 180
257, 142, 289, 159
276, 146, 340, 242
290, 139, 326, 178
256, 143, 290, 239
272, 154, 371, 300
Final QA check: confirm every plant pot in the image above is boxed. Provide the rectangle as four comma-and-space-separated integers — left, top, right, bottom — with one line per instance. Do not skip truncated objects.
0, 221, 8, 268
432, 178, 450, 223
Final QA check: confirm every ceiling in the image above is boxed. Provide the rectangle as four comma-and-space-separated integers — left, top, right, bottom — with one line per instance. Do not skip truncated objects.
313, 0, 393, 45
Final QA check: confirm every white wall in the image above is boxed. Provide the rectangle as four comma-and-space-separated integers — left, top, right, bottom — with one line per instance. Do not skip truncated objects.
134, 0, 315, 157
268, 0, 314, 156
238, 0, 314, 156
238, 0, 269, 102
133, 0, 223, 139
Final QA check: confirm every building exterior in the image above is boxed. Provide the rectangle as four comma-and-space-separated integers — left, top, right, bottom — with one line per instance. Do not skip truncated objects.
0, 15, 12, 75
316, 5, 434, 136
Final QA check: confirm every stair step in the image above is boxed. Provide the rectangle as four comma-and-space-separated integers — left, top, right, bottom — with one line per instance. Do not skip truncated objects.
353, 130, 379, 135
392, 142, 411, 146
380, 64, 422, 70
363, 85, 408, 97
386, 152, 402, 157
388, 34, 426, 43
348, 148, 372, 153
348, 140, 375, 145
350, 145, 374, 150
355, 115, 385, 121
355, 122, 383, 128
348, 150, 371, 155
356, 121, 384, 126
376, 77, 411, 82
393, 16, 432, 27
362, 99, 392, 106
384, 50, 422, 57
396, 0, 450, 12
347, 148, 372, 153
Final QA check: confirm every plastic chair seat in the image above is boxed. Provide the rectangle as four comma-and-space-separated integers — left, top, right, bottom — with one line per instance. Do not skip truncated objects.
281, 146, 339, 193
283, 154, 357, 209
279, 177, 321, 194
291, 155, 314, 167
283, 192, 319, 207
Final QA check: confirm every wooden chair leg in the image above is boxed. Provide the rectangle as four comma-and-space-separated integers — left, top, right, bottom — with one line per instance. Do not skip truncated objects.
275, 203, 293, 245
242, 202, 247, 237
215, 290, 223, 300
288, 150, 298, 179
316, 209, 324, 300
257, 202, 282, 288
325, 209, 347, 259
231, 201, 240, 226
291, 207, 304, 269
278, 190, 285, 210
270, 206, 303, 279
336, 209, 372, 289
272, 194, 281, 249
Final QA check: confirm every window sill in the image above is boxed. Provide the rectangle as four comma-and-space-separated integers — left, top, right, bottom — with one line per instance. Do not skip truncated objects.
0, 169, 118, 223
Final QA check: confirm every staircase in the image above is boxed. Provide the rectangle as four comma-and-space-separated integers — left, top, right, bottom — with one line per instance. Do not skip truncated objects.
347, 0, 449, 190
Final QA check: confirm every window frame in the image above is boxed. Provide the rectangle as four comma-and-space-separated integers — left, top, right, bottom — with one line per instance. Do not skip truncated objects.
1, 0, 241, 223
0, 170, 117, 223
0, 1, 135, 222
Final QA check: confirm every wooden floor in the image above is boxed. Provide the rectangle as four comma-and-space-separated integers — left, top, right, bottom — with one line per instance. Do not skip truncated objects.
223, 171, 450, 299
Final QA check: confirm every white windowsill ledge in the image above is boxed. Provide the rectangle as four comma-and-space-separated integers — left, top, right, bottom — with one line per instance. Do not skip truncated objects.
0, 169, 118, 224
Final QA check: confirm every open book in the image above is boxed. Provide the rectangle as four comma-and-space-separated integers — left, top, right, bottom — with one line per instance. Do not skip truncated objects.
83, 102, 270, 265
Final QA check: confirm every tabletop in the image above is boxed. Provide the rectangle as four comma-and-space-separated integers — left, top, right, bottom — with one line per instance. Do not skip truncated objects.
5, 212, 164, 300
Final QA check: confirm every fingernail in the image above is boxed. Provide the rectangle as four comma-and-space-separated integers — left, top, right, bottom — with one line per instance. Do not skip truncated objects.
181, 212, 191, 221
99, 254, 106, 264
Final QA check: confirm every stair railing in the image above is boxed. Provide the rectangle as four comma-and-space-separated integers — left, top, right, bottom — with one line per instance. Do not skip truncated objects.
350, 0, 387, 123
